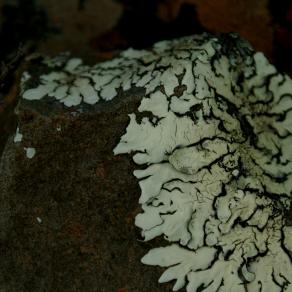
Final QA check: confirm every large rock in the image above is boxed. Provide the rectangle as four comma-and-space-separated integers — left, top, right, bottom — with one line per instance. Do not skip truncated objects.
0, 84, 170, 291
1, 33, 292, 291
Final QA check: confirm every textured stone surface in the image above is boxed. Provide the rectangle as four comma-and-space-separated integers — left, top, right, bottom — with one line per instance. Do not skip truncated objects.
1, 32, 292, 291
0, 89, 172, 291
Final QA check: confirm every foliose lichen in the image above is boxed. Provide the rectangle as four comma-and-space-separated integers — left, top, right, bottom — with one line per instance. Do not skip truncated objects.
22, 33, 292, 291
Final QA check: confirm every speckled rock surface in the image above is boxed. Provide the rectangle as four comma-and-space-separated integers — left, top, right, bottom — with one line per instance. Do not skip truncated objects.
0, 87, 171, 291
1, 32, 292, 292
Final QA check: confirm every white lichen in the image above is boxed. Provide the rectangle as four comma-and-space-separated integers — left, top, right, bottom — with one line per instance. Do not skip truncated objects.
21, 33, 292, 291
112, 35, 292, 291
22, 58, 100, 106
14, 128, 36, 160
13, 127, 23, 143
24, 147, 36, 159
20, 71, 31, 85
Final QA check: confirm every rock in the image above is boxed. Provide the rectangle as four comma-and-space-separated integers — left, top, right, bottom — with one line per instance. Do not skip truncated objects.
1, 33, 292, 291
0, 71, 169, 291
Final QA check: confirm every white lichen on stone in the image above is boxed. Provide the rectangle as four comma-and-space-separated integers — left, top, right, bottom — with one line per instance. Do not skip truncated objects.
13, 127, 23, 143
21, 33, 292, 291
24, 147, 36, 159
42, 52, 71, 68
20, 71, 31, 85
22, 57, 100, 107
112, 35, 292, 291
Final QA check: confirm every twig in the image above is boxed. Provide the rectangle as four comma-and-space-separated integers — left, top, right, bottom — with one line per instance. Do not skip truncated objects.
0, 42, 32, 89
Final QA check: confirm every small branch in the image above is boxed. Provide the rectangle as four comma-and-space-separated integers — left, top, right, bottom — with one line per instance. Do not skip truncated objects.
0, 42, 32, 89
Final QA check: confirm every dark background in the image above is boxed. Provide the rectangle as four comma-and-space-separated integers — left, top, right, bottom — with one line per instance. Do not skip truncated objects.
0, 0, 291, 68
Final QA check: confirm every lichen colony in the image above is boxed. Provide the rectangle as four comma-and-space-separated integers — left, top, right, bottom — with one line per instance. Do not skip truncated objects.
22, 33, 292, 291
